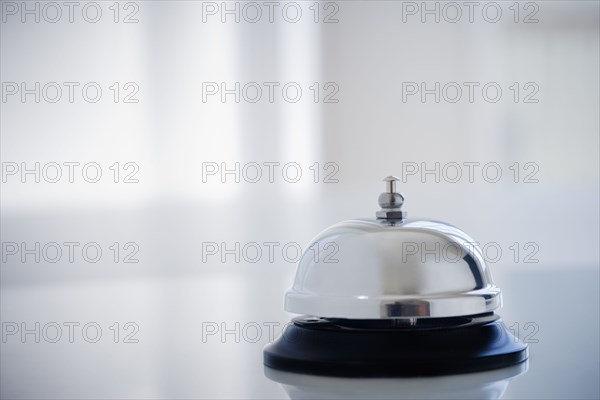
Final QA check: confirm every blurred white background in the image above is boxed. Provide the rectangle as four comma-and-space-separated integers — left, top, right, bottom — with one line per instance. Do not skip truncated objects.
1, 1, 599, 399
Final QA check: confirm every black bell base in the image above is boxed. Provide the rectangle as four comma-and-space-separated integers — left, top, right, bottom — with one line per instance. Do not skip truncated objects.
263, 315, 528, 377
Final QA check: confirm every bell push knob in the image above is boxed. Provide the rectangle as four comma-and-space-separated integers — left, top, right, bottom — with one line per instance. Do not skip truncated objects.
376, 176, 407, 220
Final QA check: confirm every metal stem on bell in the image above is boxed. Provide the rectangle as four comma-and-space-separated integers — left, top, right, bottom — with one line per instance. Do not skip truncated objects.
376, 176, 407, 220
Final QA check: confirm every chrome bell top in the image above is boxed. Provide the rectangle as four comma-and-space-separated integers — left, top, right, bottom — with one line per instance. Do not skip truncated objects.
285, 176, 501, 319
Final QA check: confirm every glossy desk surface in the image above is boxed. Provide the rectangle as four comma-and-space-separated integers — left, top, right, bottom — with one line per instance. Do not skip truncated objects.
1, 258, 598, 399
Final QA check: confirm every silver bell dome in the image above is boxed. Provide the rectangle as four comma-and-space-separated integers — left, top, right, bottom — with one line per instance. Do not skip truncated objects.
285, 176, 501, 319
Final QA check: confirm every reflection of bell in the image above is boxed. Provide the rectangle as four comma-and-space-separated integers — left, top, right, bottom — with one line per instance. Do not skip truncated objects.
265, 361, 528, 400
264, 176, 528, 376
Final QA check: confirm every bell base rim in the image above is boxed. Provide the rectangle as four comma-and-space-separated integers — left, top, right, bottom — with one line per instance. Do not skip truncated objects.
263, 316, 528, 377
